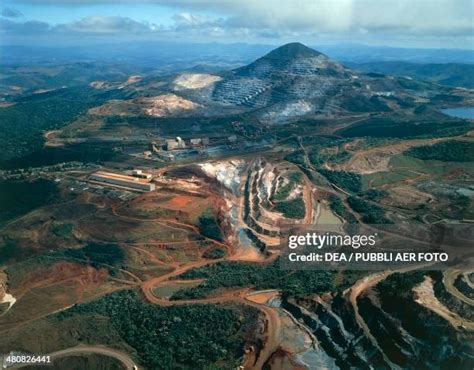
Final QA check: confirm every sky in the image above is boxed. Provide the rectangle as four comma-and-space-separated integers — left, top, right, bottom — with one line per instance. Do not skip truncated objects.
1, 0, 473, 49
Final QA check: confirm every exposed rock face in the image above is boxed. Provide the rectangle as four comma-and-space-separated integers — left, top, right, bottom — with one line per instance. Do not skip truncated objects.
211, 42, 353, 110
173, 73, 222, 90
210, 42, 437, 119
235, 42, 345, 78
90, 75, 142, 90
0, 271, 16, 314
198, 160, 245, 193
89, 94, 200, 117
281, 272, 474, 369
263, 100, 314, 122
0, 270, 6, 301
283, 296, 385, 369
141, 94, 200, 117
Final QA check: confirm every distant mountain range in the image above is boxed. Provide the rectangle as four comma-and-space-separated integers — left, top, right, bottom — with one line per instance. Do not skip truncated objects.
2, 42, 473, 67
61, 42, 466, 123
3, 42, 470, 125
347, 62, 474, 89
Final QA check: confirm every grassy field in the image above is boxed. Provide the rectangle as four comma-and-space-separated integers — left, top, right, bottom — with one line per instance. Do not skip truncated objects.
362, 154, 474, 189
0, 311, 129, 355
338, 114, 472, 139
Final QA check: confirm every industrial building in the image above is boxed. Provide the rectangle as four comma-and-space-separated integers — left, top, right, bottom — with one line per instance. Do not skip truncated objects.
165, 137, 186, 151
190, 137, 210, 147
90, 171, 155, 192
132, 169, 152, 179
190, 138, 202, 146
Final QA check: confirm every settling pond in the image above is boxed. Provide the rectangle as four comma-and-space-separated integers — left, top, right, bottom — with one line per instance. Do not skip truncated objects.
441, 107, 474, 119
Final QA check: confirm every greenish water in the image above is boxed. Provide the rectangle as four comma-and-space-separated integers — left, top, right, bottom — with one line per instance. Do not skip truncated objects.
442, 107, 474, 119
153, 281, 202, 298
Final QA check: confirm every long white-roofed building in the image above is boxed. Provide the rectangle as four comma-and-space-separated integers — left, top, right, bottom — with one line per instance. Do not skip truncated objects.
90, 171, 155, 192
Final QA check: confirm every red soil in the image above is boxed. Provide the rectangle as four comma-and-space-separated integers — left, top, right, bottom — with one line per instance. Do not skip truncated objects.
15, 262, 108, 295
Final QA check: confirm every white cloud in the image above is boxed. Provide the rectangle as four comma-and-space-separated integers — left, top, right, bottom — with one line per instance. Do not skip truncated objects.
172, 12, 206, 27
4, 0, 473, 47
12, 0, 473, 36
1, 7, 24, 18
215, 0, 472, 37
56, 16, 157, 33
1, 18, 50, 34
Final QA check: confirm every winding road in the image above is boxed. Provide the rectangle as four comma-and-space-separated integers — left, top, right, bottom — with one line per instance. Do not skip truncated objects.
345, 271, 399, 369
140, 256, 282, 370
443, 268, 474, 306
11, 345, 139, 370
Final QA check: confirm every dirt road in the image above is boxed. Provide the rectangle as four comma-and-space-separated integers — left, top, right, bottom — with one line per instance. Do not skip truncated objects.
414, 275, 474, 331
243, 293, 281, 370
141, 255, 282, 370
345, 271, 397, 368
111, 205, 234, 254
144, 280, 282, 368
443, 268, 474, 306
11, 344, 139, 369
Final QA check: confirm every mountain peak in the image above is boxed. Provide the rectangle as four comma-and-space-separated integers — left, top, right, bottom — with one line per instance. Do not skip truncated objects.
264, 42, 324, 60
230, 41, 343, 81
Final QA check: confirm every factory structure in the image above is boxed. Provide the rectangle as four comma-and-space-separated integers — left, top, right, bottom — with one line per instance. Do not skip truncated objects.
165, 136, 187, 151
131, 169, 152, 179
164, 136, 210, 151
90, 170, 155, 192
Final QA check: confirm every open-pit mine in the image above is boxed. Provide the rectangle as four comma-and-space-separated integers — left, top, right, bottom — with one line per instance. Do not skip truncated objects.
0, 41, 473, 370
